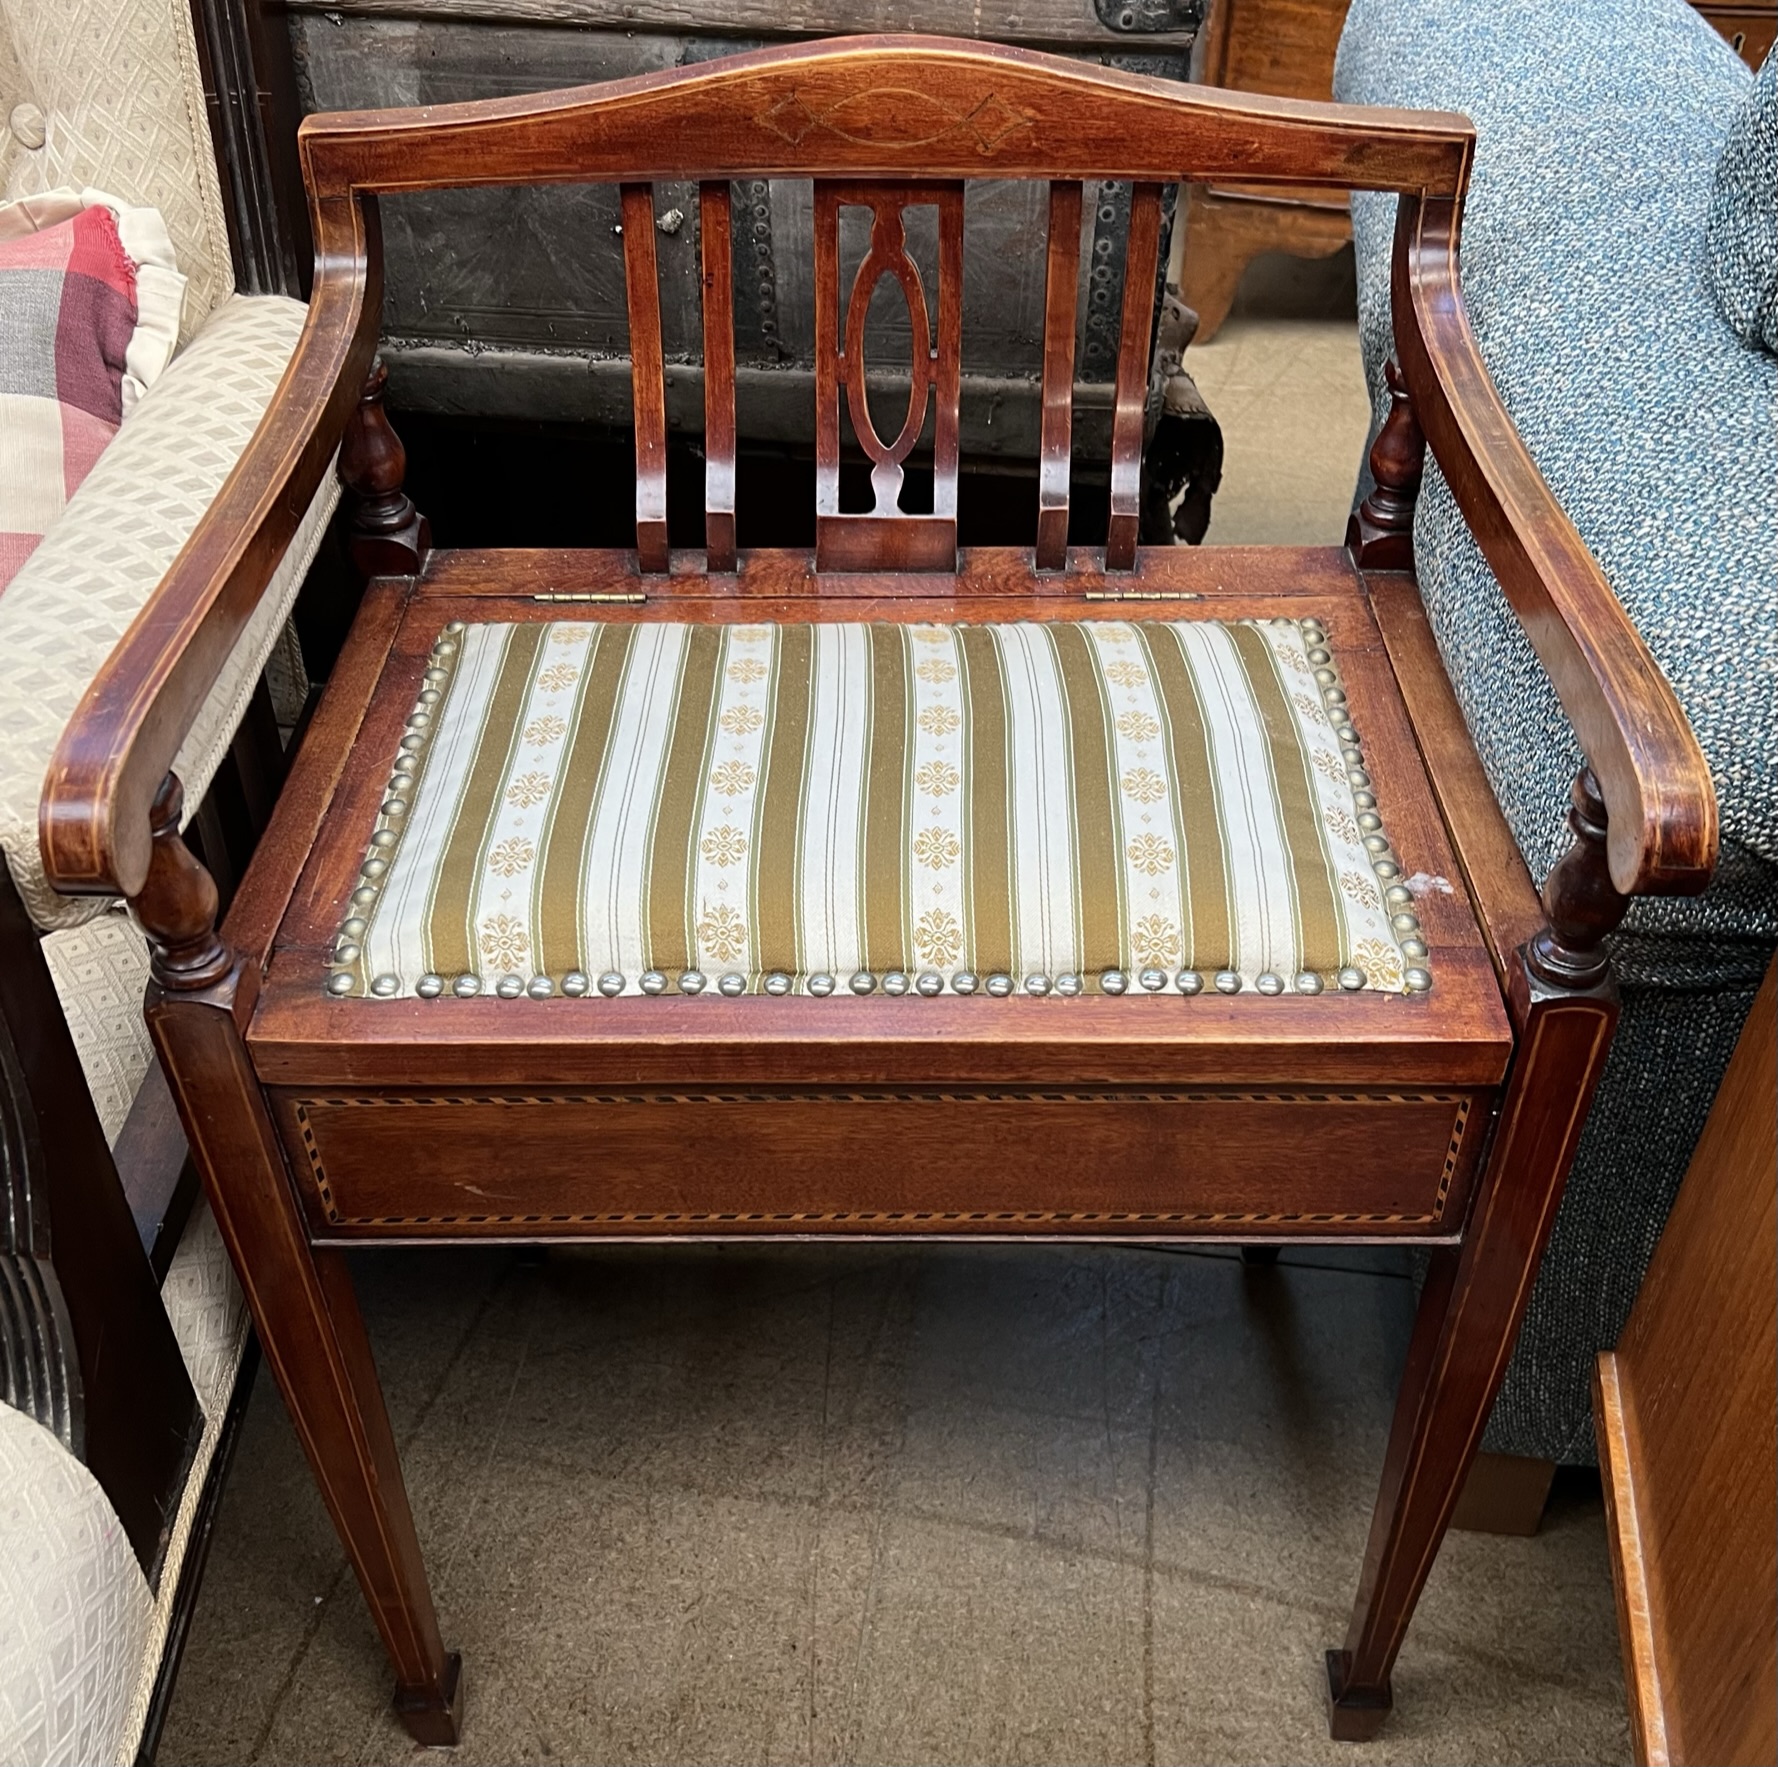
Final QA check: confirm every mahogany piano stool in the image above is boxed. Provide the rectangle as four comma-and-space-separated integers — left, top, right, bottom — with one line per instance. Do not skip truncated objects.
40, 38, 1717, 1744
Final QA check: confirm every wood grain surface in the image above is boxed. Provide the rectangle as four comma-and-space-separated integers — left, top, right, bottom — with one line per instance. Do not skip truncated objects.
620, 183, 671, 571
1694, 3, 1777, 67
278, 1086, 1483, 1238
284, 0, 1204, 52
1036, 180, 1083, 570
1596, 961, 1777, 1767
699, 181, 739, 572
1105, 181, 1163, 569
1365, 573, 1544, 1003
1179, 0, 1355, 339
294, 37, 1474, 195
32, 41, 1723, 1746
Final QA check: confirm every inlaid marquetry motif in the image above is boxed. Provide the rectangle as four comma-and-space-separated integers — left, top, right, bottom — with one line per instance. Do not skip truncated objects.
757, 89, 1033, 153
290, 1092, 1474, 1230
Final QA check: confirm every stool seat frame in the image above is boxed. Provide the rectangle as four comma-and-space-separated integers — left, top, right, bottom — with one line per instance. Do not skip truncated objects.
39, 38, 1716, 1743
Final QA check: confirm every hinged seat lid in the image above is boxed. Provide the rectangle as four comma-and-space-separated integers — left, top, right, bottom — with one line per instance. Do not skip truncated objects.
327, 612, 1427, 1006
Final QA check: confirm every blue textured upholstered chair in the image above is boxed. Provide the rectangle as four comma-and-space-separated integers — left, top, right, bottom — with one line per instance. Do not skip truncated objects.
1336, 0, 1778, 1473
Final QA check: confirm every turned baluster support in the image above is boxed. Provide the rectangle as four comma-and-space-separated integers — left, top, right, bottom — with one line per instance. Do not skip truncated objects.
1347, 357, 1425, 570
1527, 768, 1629, 991
137, 774, 232, 993
339, 358, 431, 579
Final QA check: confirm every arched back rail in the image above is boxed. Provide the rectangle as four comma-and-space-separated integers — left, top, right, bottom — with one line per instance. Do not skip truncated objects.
295, 37, 1476, 197
40, 35, 1716, 931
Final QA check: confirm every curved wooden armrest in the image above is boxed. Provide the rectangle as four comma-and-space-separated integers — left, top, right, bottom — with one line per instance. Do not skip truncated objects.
38, 193, 380, 906
1392, 195, 1718, 902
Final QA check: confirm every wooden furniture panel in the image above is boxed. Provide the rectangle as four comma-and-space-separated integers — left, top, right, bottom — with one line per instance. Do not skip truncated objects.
1036, 180, 1083, 571
36, 38, 1722, 1748
620, 182, 671, 572
1107, 181, 1166, 568
1595, 959, 1777, 1767
1179, 185, 1351, 341
282, 1, 1204, 442
812, 181, 964, 571
698, 180, 738, 572
1216, 0, 1349, 98
278, 1086, 1484, 1238
1180, 0, 1354, 340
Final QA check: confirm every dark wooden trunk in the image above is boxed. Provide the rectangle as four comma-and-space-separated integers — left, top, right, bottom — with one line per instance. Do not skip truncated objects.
224, 2, 1204, 454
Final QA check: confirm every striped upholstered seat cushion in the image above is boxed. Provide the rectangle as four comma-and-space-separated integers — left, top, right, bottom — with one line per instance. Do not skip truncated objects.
330, 618, 1427, 1002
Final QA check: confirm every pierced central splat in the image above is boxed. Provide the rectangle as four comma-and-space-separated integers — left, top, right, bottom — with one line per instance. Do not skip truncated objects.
814, 182, 963, 571
649, 174, 1157, 575
846, 208, 930, 514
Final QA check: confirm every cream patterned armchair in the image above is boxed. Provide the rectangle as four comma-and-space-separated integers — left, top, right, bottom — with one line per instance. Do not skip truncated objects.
0, 0, 338, 1759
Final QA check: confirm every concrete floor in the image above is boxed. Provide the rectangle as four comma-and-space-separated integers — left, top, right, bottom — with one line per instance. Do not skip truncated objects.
155, 256, 1632, 1766
159, 1246, 1629, 1765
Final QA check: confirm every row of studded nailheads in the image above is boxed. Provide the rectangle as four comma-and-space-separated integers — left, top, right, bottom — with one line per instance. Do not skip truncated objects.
329, 620, 468, 990
1294, 615, 1433, 994
327, 963, 1439, 1001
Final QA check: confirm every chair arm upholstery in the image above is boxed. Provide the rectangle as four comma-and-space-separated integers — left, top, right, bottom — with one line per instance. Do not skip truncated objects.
0, 296, 338, 934
38, 194, 379, 910
1392, 195, 1718, 904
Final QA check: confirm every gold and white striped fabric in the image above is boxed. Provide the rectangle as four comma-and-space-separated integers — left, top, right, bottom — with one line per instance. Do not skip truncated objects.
332, 618, 1423, 1001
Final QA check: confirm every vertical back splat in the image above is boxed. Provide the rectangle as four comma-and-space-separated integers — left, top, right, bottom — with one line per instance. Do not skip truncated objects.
813, 182, 963, 572
1037, 181, 1083, 573
1105, 180, 1164, 572
621, 181, 670, 573
699, 181, 738, 573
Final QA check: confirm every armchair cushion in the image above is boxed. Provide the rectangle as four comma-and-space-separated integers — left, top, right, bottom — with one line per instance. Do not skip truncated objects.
41, 911, 153, 1147
0, 292, 340, 934
0, 1403, 153, 1767
1708, 47, 1778, 353
334, 617, 1420, 1001
114, 1203, 251, 1755
0, 1199, 251, 1767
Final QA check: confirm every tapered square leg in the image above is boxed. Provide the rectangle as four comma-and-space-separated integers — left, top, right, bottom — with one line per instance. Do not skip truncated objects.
1328, 948, 1619, 1741
145, 953, 461, 1751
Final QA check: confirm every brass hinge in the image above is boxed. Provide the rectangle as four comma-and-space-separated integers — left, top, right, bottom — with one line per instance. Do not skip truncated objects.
531, 591, 648, 604
1081, 589, 1204, 602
